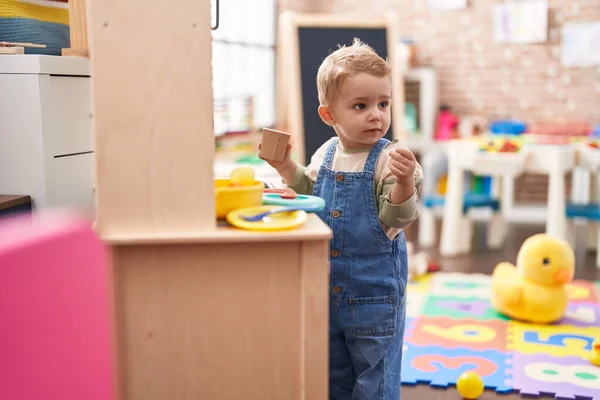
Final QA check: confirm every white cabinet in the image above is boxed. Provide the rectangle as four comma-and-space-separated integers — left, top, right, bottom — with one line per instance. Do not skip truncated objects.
0, 55, 94, 214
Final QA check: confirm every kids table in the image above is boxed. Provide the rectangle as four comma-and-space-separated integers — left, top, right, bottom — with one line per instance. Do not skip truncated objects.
440, 140, 576, 256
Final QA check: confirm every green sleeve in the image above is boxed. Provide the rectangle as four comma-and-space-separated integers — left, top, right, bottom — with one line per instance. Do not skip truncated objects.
376, 175, 422, 229
286, 164, 315, 195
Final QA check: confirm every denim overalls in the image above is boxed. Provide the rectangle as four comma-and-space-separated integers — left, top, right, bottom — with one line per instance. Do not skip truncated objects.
312, 138, 408, 400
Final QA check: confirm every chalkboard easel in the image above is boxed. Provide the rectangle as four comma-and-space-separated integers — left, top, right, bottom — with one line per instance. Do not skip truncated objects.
277, 12, 406, 165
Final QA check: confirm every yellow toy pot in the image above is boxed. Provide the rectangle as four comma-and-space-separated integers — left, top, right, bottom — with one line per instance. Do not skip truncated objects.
214, 179, 264, 219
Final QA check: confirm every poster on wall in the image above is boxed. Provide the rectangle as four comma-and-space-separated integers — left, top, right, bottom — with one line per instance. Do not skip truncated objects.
427, 0, 466, 11
561, 22, 600, 68
493, 0, 548, 44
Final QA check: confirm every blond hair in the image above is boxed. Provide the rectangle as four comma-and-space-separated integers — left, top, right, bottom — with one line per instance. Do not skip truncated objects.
316, 38, 391, 105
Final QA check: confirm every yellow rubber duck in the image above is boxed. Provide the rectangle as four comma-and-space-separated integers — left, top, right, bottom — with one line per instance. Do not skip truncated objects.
491, 233, 575, 324
590, 339, 600, 367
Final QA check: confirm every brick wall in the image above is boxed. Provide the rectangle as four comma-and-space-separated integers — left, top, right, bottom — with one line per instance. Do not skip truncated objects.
284, 0, 600, 124
278, 0, 600, 204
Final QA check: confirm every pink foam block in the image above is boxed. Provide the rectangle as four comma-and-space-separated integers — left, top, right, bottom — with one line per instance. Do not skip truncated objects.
0, 212, 115, 400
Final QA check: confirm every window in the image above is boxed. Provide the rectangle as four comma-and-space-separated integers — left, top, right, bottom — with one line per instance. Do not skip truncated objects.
211, 0, 276, 136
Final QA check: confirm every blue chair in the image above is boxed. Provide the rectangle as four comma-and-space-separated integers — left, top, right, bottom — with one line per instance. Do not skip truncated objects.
566, 202, 600, 268
566, 203, 600, 220
419, 189, 506, 251
423, 193, 499, 215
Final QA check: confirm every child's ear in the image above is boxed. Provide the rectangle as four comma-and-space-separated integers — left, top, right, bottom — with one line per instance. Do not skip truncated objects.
318, 105, 335, 126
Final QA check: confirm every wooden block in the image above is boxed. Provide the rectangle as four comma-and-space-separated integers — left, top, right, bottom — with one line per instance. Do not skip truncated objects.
259, 127, 291, 162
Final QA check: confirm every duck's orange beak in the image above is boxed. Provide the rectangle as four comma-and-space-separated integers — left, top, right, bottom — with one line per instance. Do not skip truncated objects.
553, 268, 571, 284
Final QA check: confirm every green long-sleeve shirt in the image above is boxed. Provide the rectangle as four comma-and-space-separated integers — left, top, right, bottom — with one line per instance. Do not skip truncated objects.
286, 138, 423, 239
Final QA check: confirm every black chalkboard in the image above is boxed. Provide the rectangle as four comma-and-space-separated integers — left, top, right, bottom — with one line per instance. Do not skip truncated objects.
297, 27, 393, 164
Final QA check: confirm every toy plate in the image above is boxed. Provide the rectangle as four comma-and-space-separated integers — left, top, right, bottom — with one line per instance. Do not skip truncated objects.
263, 193, 326, 210
226, 205, 308, 231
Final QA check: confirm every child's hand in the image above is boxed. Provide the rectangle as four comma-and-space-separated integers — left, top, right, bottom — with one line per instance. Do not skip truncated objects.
258, 143, 293, 172
258, 143, 297, 183
388, 147, 416, 185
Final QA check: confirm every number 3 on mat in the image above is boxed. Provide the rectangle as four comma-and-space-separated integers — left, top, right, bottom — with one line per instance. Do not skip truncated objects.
413, 355, 497, 376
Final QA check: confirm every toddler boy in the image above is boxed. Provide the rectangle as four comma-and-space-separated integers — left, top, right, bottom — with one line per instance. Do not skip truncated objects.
261, 38, 422, 399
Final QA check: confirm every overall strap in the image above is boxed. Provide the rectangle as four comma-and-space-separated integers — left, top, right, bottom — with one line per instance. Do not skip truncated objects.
322, 138, 338, 169
363, 138, 390, 173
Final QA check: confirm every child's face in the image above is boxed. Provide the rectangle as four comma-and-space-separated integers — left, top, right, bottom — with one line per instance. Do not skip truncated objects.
319, 72, 392, 149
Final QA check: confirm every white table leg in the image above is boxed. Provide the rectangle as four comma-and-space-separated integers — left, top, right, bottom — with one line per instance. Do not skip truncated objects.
440, 150, 465, 256
567, 167, 586, 249
570, 167, 590, 204
459, 214, 473, 253
501, 175, 514, 218
596, 224, 600, 269
588, 170, 600, 251
587, 225, 598, 251
418, 207, 436, 248
491, 175, 501, 199
546, 168, 568, 241
487, 176, 506, 249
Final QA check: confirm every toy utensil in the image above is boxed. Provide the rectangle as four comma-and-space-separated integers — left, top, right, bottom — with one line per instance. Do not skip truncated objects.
241, 205, 321, 221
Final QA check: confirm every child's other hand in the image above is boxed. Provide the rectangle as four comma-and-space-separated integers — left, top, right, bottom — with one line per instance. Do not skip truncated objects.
258, 143, 294, 172
389, 147, 416, 185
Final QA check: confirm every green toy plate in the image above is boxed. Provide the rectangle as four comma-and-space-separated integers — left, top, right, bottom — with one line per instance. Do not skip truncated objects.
262, 193, 326, 211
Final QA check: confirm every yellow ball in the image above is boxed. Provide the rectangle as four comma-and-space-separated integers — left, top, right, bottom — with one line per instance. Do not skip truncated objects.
230, 166, 255, 186
456, 371, 484, 399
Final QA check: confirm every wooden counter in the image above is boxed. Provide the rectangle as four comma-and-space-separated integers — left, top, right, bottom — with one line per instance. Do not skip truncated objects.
109, 214, 331, 400
102, 213, 331, 245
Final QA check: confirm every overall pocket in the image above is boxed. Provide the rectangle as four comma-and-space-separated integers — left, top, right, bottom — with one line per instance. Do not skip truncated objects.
349, 295, 397, 337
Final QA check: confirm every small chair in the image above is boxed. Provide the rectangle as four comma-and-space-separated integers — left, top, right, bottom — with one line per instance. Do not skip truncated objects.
0, 212, 115, 400
419, 149, 506, 251
565, 164, 600, 269
566, 202, 600, 268
419, 192, 506, 252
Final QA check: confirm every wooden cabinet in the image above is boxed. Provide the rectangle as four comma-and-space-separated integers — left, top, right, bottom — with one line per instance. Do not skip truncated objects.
104, 221, 331, 400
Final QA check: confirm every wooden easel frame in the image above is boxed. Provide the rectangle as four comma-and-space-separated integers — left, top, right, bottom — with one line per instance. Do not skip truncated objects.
277, 12, 406, 165
62, 0, 89, 57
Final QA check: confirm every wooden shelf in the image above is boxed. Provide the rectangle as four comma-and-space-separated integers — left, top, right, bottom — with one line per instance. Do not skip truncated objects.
101, 213, 332, 245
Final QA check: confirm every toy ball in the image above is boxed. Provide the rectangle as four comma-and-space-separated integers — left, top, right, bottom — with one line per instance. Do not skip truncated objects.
456, 371, 484, 399
590, 338, 600, 367
230, 165, 255, 186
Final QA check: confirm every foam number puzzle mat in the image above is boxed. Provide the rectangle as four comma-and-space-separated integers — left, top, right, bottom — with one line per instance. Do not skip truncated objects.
403, 272, 600, 399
